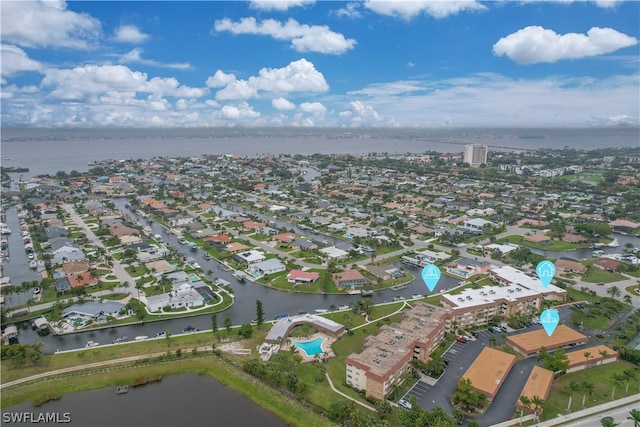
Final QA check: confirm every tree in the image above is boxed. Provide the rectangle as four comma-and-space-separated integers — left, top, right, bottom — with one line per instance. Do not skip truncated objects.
624, 294, 632, 305
489, 336, 497, 348
583, 351, 592, 373
375, 400, 392, 420
519, 395, 531, 424
531, 395, 545, 423
628, 408, 640, 427
255, 299, 264, 329
602, 418, 620, 427
211, 312, 218, 338
581, 380, 594, 408
568, 381, 581, 411
224, 314, 232, 335
607, 286, 621, 299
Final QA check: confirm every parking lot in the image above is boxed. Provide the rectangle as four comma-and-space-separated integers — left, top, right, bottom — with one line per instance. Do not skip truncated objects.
399, 303, 588, 425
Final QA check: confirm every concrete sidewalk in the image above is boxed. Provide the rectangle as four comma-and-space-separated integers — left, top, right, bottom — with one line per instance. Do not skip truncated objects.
532, 393, 640, 427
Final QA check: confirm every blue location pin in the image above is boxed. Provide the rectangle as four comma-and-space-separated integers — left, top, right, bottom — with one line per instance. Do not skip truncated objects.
421, 264, 441, 292
540, 309, 560, 337
536, 260, 556, 288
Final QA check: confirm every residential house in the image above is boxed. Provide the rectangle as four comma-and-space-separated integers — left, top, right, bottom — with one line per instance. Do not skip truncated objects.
146, 282, 204, 312
233, 250, 266, 265
448, 258, 492, 277
51, 244, 85, 265
594, 258, 621, 272
333, 269, 370, 289
286, 270, 320, 285
249, 259, 286, 276
555, 257, 587, 274
63, 301, 125, 322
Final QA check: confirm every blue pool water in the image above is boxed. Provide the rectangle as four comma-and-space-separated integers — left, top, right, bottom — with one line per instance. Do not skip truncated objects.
293, 337, 325, 357
190, 274, 199, 282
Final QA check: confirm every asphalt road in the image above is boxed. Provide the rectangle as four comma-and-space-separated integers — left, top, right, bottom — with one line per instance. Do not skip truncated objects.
400, 304, 607, 426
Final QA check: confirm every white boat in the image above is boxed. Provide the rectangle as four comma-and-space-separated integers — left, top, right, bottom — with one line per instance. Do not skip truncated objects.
29, 260, 38, 269
134, 335, 148, 341
607, 239, 620, 248
84, 341, 99, 348
314, 308, 329, 313
0, 228, 11, 235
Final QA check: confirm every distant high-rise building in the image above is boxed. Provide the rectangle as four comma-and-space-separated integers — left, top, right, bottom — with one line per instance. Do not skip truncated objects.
463, 144, 488, 167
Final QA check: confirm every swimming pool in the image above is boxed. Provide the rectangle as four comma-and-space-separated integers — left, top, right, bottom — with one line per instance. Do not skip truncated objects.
293, 337, 325, 357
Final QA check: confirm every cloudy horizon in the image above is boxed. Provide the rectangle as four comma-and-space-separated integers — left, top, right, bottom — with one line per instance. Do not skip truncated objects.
1, 1, 638, 129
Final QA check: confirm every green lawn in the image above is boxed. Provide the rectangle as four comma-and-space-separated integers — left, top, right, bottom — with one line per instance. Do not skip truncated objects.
581, 267, 626, 283
125, 265, 148, 277
500, 235, 587, 251
540, 361, 640, 421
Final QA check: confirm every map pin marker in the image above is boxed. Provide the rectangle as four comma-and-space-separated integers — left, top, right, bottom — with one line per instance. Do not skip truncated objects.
536, 260, 556, 288
421, 264, 441, 293
540, 309, 560, 337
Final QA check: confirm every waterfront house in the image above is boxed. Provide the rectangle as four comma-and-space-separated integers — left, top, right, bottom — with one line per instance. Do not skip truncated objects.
554, 257, 587, 274
249, 259, 286, 277
63, 301, 125, 322
333, 269, 370, 289
286, 270, 320, 285
232, 250, 266, 265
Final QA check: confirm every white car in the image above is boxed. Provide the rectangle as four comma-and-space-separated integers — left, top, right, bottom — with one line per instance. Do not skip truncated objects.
398, 399, 412, 409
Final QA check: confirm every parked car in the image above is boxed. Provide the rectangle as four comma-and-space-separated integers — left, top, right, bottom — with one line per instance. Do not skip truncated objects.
183, 326, 199, 333
597, 282, 605, 286
456, 336, 467, 343
398, 399, 412, 410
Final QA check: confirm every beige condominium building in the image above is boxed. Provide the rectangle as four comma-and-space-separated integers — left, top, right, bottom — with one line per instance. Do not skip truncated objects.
463, 144, 488, 167
345, 303, 451, 401
440, 264, 568, 328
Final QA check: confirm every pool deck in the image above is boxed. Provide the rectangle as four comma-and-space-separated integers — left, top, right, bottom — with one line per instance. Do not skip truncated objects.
287, 332, 337, 363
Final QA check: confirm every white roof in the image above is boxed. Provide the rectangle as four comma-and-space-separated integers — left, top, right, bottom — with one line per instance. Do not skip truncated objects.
491, 265, 565, 296
442, 284, 538, 309
319, 246, 348, 258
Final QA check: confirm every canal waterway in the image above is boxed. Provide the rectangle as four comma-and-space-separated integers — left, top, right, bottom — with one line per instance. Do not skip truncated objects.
1, 373, 287, 427
6, 197, 461, 352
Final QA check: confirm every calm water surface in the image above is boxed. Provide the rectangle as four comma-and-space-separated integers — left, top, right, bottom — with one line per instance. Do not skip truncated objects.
1, 374, 287, 427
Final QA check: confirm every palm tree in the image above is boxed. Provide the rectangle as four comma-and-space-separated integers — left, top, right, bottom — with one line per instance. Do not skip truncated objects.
531, 395, 545, 423
581, 380, 594, 408
518, 395, 531, 425
489, 336, 497, 347
607, 285, 621, 299
601, 418, 620, 427
611, 373, 625, 398
583, 351, 592, 372
568, 381, 581, 412
624, 294, 632, 305
628, 408, 640, 427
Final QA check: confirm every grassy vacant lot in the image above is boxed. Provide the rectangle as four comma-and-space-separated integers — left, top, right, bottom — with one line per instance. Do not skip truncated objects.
540, 361, 640, 421
581, 266, 626, 283
500, 235, 587, 251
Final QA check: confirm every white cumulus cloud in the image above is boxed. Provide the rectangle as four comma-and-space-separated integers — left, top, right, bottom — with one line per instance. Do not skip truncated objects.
493, 26, 638, 64
212, 58, 328, 101
299, 101, 326, 116
250, 0, 315, 11
272, 97, 296, 110
1, 44, 43, 78
1, 0, 101, 49
221, 103, 261, 120
41, 64, 205, 101
364, 0, 486, 19
113, 24, 150, 43
206, 70, 238, 88
214, 17, 356, 54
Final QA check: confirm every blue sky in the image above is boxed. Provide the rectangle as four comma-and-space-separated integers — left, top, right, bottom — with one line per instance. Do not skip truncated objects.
1, 0, 638, 128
